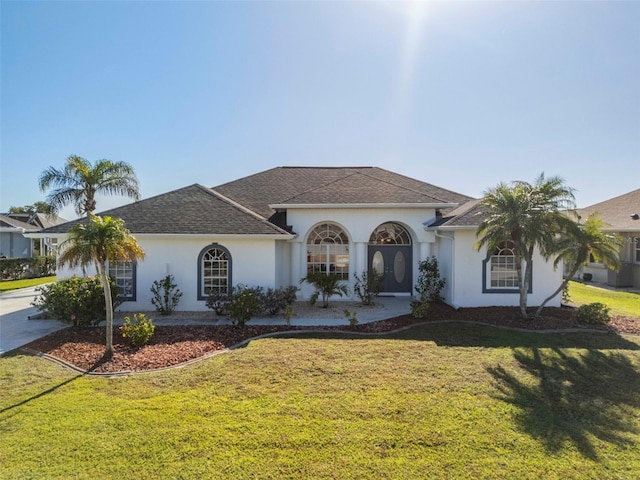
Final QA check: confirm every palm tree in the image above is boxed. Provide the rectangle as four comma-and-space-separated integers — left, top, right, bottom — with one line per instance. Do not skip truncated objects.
534, 214, 622, 317
475, 173, 577, 319
39, 155, 140, 217
58, 215, 145, 355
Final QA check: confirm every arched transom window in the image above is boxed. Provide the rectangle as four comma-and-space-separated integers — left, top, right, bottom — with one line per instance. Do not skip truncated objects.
369, 222, 412, 245
490, 242, 518, 288
198, 244, 231, 299
307, 223, 349, 280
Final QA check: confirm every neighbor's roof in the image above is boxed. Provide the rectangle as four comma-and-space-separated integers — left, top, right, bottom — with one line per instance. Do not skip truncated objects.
577, 189, 640, 232
38, 184, 293, 236
213, 167, 473, 218
0, 214, 37, 231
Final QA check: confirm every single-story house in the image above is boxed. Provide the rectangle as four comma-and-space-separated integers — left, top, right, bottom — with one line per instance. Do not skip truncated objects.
578, 189, 640, 288
31, 167, 563, 311
0, 212, 66, 258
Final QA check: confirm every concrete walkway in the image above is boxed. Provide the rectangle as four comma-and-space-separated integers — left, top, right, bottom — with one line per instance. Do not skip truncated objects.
0, 286, 67, 355
0, 287, 411, 355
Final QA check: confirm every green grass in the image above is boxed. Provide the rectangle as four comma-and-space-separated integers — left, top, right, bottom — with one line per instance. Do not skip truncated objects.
1, 323, 639, 479
0, 276, 55, 292
568, 280, 640, 317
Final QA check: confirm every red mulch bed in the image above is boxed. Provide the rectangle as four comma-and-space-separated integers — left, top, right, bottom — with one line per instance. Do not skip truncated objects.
23, 304, 639, 374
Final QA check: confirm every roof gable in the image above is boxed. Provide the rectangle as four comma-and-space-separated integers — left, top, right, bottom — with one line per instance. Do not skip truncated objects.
40, 184, 291, 236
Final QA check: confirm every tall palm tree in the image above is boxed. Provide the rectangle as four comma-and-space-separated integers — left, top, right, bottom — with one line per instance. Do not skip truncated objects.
475, 173, 577, 319
39, 155, 140, 217
534, 214, 622, 317
58, 215, 145, 355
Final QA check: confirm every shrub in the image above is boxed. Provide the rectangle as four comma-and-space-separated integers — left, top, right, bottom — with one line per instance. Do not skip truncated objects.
261, 286, 298, 315
284, 304, 294, 326
206, 291, 231, 316
353, 270, 384, 306
414, 256, 446, 302
343, 309, 358, 326
32, 275, 121, 327
576, 302, 611, 324
227, 284, 262, 328
150, 274, 183, 315
301, 272, 349, 308
121, 313, 155, 347
0, 256, 56, 280
410, 299, 430, 319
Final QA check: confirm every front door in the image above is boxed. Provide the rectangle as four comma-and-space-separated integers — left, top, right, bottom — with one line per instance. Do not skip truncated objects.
368, 245, 412, 293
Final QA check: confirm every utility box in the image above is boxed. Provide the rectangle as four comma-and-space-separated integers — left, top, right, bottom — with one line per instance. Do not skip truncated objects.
607, 262, 634, 288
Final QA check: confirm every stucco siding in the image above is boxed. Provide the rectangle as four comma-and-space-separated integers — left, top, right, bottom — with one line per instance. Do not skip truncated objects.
57, 235, 281, 312
450, 230, 563, 308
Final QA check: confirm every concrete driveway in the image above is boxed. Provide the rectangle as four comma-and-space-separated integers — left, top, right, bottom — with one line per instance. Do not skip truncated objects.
0, 285, 67, 355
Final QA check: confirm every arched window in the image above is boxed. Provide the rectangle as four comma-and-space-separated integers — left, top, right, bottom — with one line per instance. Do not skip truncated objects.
369, 222, 412, 245
490, 243, 518, 288
306, 223, 349, 280
198, 244, 231, 299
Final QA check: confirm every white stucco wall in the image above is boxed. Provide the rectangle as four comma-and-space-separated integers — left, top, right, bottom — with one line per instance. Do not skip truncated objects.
57, 234, 282, 312
447, 230, 563, 308
286, 207, 437, 299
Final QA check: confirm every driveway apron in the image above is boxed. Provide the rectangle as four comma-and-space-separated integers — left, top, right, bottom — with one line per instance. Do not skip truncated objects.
0, 286, 67, 355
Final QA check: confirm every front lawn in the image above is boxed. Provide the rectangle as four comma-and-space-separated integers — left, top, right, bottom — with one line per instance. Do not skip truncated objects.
0, 276, 55, 292
568, 280, 640, 318
1, 323, 639, 479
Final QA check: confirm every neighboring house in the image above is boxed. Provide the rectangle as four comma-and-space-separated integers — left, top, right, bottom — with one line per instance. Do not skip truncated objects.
0, 213, 66, 258
31, 167, 563, 311
578, 189, 640, 288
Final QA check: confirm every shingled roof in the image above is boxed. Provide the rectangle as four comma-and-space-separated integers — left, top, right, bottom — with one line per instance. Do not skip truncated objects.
577, 189, 640, 231
213, 167, 473, 219
39, 184, 292, 236
427, 199, 487, 229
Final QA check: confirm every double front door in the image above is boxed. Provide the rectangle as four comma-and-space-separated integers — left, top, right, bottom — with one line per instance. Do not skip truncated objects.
367, 245, 412, 293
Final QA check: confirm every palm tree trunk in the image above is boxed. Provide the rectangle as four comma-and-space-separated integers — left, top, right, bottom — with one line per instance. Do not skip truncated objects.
98, 263, 114, 355
534, 266, 580, 317
516, 255, 528, 319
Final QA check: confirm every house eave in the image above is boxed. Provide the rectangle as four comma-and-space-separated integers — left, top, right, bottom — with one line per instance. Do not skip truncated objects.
25, 232, 297, 240
270, 203, 459, 210
425, 225, 477, 231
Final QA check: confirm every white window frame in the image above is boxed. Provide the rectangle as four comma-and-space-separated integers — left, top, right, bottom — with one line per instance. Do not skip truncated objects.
306, 223, 350, 280
108, 260, 136, 301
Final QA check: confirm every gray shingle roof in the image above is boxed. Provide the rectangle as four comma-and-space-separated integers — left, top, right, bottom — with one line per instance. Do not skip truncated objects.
214, 166, 473, 218
428, 199, 486, 228
577, 189, 640, 231
0, 215, 37, 231
39, 184, 292, 236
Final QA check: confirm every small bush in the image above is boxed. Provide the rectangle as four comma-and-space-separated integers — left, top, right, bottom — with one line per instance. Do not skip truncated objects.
261, 286, 298, 315
343, 309, 358, 326
150, 274, 183, 315
227, 284, 262, 328
284, 305, 294, 326
121, 313, 155, 347
415, 256, 446, 303
206, 291, 231, 315
410, 299, 430, 319
576, 302, 611, 324
32, 276, 121, 327
354, 270, 384, 306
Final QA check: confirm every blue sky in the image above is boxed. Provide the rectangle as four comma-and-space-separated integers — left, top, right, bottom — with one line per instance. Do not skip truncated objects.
1, 1, 638, 220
